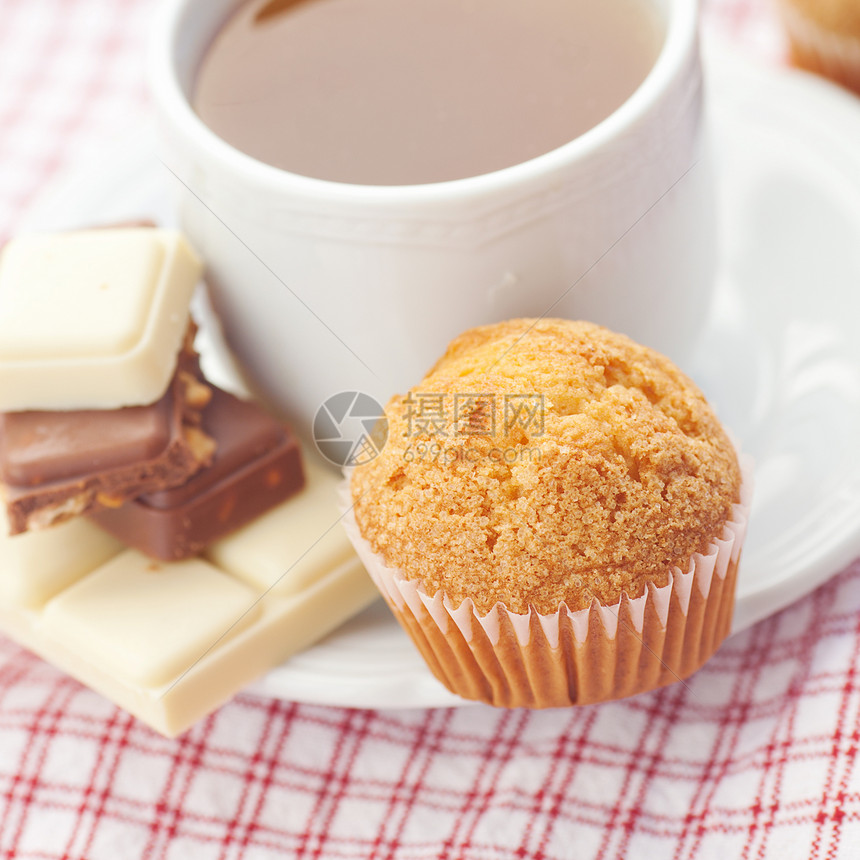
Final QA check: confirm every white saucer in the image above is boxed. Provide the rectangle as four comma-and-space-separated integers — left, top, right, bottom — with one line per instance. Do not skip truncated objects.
18, 44, 860, 709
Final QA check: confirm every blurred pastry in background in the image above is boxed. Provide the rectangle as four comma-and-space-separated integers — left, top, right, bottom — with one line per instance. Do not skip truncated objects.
777, 0, 860, 93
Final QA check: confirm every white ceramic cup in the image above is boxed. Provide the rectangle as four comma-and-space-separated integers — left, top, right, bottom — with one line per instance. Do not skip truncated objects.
150, 0, 714, 433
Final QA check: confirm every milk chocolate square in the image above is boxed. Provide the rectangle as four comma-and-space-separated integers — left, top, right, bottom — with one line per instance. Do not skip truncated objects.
0, 348, 215, 535
89, 387, 305, 560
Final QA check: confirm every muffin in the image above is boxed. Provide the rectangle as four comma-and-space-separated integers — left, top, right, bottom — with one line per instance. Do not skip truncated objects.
344, 319, 750, 707
777, 0, 860, 94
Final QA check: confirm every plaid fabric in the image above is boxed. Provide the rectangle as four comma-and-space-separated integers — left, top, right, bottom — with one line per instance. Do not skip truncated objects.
2, 0, 859, 858
705, 0, 788, 60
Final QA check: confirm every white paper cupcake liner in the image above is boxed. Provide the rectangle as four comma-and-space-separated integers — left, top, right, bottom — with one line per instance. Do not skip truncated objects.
340, 462, 752, 707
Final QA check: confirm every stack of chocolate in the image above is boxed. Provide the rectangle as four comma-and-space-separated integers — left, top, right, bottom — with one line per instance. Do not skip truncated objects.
0, 226, 379, 737
0, 226, 304, 556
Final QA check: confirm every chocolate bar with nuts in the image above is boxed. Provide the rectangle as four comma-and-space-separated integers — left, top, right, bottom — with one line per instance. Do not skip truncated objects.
0, 336, 215, 535
89, 386, 305, 561
0, 454, 376, 737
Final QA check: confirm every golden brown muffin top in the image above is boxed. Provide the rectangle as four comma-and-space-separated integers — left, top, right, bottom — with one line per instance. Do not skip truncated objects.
785, 0, 860, 34
351, 319, 742, 615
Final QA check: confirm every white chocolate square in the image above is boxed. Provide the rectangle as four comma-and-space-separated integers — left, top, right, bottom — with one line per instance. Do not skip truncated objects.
0, 454, 378, 736
206, 457, 355, 596
42, 550, 262, 688
0, 509, 123, 609
0, 229, 202, 410
156, 557, 378, 736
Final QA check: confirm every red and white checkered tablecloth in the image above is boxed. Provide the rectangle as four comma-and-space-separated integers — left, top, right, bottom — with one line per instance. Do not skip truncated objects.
2, 1, 860, 858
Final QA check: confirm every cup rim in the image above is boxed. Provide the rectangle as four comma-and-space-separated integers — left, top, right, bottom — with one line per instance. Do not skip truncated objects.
149, 0, 699, 203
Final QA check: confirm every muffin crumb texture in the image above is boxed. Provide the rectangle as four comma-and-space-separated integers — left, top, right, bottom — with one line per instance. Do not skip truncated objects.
351, 319, 741, 615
